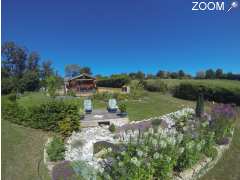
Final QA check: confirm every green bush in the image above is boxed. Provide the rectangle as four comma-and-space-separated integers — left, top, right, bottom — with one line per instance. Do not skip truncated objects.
47, 136, 65, 161
109, 124, 116, 133
174, 82, 240, 105
143, 80, 168, 93
58, 117, 79, 138
119, 103, 127, 113
97, 76, 130, 88
93, 141, 122, 154
67, 89, 76, 97
2, 99, 80, 136
71, 161, 98, 180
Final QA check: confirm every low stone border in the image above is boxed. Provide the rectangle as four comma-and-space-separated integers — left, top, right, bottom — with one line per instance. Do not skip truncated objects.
174, 138, 232, 180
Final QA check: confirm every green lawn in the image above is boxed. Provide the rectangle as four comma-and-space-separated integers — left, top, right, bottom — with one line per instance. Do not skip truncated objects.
146, 79, 240, 91
1, 120, 51, 180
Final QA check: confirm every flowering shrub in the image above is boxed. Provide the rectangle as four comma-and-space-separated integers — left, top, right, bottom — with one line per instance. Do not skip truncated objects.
210, 104, 236, 143
100, 127, 185, 179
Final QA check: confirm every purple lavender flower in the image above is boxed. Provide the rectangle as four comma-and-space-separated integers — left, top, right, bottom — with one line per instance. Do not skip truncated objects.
52, 161, 77, 180
211, 104, 237, 121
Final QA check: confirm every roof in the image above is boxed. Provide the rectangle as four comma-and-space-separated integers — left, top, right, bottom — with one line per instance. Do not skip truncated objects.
65, 73, 96, 82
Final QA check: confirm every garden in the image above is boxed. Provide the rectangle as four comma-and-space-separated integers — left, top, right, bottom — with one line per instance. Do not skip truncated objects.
2, 80, 240, 180
41, 92, 237, 179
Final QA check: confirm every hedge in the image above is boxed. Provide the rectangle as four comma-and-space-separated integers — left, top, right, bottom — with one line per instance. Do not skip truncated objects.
96, 77, 129, 88
174, 82, 240, 105
2, 99, 80, 135
143, 80, 168, 93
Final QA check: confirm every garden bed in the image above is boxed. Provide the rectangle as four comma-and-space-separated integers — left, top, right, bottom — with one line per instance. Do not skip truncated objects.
44, 105, 236, 179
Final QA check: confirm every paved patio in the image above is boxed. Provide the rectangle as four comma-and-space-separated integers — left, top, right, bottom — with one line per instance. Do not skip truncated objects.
80, 109, 129, 127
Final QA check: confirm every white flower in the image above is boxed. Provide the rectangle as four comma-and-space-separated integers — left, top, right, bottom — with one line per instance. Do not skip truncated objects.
148, 128, 154, 134
153, 152, 160, 159
121, 151, 126, 156
159, 140, 167, 148
152, 139, 158, 146
137, 150, 143, 157
177, 134, 183, 143
107, 147, 112, 152
131, 157, 140, 167
118, 161, 124, 167
166, 156, 171, 162
179, 147, 184, 154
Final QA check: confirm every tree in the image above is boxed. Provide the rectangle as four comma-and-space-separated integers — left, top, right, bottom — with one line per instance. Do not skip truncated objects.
196, 71, 206, 79
42, 60, 54, 78
170, 72, 178, 79
1, 41, 27, 77
65, 64, 81, 77
205, 69, 215, 79
80, 66, 92, 75
27, 52, 39, 71
20, 71, 40, 91
215, 68, 223, 79
135, 71, 145, 80
178, 70, 185, 79
156, 70, 166, 78
46, 76, 58, 97
195, 93, 204, 118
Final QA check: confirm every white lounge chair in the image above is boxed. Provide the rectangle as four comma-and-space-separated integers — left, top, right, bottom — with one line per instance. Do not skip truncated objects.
84, 99, 92, 113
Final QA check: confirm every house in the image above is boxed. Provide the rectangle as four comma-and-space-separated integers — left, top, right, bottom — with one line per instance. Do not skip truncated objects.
64, 74, 96, 95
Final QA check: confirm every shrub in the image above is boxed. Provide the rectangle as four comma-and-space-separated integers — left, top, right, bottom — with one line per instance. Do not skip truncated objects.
71, 161, 98, 180
143, 80, 168, 93
6, 93, 17, 102
174, 82, 240, 105
195, 93, 204, 118
130, 80, 145, 99
119, 103, 127, 113
67, 89, 76, 97
2, 99, 80, 136
93, 141, 120, 154
97, 76, 130, 88
58, 117, 79, 138
210, 104, 236, 142
47, 136, 65, 161
109, 124, 116, 133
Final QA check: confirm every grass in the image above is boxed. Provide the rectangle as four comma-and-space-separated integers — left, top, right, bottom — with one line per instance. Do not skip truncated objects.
146, 79, 240, 91
200, 109, 240, 180
1, 120, 51, 180
125, 92, 194, 121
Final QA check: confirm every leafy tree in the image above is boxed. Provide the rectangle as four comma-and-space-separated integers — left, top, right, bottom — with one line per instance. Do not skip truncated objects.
46, 76, 59, 97
1, 41, 27, 78
205, 69, 215, 79
196, 71, 206, 79
80, 66, 92, 75
178, 70, 185, 79
41, 60, 54, 78
170, 72, 178, 79
156, 70, 166, 78
20, 71, 40, 91
215, 68, 223, 79
27, 52, 39, 71
65, 64, 81, 77
135, 71, 145, 80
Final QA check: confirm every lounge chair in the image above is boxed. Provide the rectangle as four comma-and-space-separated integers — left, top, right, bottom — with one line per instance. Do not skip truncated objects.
84, 99, 92, 113
107, 98, 118, 113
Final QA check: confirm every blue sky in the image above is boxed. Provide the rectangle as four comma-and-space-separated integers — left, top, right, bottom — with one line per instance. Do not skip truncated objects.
2, 0, 240, 76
